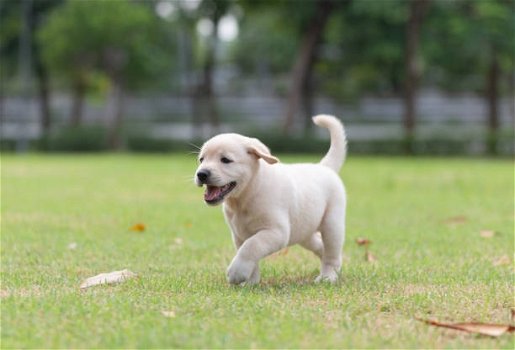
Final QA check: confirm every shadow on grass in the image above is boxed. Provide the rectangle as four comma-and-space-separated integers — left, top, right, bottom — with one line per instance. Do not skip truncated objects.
226, 270, 348, 294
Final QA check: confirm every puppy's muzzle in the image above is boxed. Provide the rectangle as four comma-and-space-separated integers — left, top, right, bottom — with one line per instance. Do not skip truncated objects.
196, 169, 211, 184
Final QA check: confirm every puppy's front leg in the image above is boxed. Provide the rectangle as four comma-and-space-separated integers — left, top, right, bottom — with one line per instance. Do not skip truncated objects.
227, 229, 288, 285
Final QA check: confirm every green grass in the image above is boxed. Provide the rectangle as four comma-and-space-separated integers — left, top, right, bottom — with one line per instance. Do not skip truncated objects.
1, 154, 513, 349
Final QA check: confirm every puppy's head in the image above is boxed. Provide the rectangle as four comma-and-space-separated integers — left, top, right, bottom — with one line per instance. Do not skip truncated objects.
194, 133, 279, 205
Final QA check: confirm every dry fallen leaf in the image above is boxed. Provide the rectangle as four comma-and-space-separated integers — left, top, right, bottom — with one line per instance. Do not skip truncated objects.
443, 215, 468, 225
355, 238, 372, 246
480, 230, 496, 238
68, 242, 78, 250
417, 318, 515, 337
130, 223, 145, 232
161, 310, 176, 318
80, 269, 137, 289
174, 238, 183, 245
365, 251, 377, 263
184, 222, 192, 228
492, 255, 511, 267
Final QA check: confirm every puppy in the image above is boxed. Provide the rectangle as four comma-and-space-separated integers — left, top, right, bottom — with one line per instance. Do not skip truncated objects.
194, 115, 347, 284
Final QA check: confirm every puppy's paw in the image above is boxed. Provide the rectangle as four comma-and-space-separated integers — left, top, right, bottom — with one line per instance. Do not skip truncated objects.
247, 266, 261, 285
227, 257, 256, 285
314, 271, 339, 284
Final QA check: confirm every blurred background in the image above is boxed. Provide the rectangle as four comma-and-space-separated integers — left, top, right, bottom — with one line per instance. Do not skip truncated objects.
0, 0, 513, 155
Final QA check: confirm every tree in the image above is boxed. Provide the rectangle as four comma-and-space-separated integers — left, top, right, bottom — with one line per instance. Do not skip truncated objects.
235, 0, 342, 134
194, 0, 231, 132
231, 8, 297, 77
474, 0, 514, 154
0, 0, 62, 137
321, 0, 407, 103
282, 0, 340, 134
38, 0, 172, 148
403, 0, 430, 152
424, 0, 514, 154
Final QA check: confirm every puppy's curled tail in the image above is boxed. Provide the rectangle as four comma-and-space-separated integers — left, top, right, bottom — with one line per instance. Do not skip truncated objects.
313, 114, 347, 173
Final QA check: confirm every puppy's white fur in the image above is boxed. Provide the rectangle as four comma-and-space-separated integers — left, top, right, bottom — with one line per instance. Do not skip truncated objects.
194, 115, 347, 284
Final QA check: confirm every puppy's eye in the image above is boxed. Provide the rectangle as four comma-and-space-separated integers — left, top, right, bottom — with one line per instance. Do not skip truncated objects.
220, 157, 233, 164
199, 157, 204, 163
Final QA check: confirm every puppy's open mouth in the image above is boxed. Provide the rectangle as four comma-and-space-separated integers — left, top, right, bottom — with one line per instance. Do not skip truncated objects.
204, 182, 237, 204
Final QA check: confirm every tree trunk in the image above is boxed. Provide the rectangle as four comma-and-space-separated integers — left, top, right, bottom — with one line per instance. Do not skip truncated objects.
107, 78, 125, 150
509, 70, 515, 129
283, 0, 335, 134
70, 77, 85, 127
199, 19, 220, 134
486, 48, 500, 155
35, 58, 51, 134
301, 69, 315, 135
0, 72, 4, 126
179, 27, 201, 140
403, 0, 430, 153
191, 84, 203, 140
16, 0, 33, 152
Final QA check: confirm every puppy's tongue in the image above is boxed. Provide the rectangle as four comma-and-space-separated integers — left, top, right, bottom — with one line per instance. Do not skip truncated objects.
204, 185, 222, 201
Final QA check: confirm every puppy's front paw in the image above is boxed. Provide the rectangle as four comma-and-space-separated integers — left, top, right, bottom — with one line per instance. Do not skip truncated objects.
247, 266, 260, 285
227, 257, 256, 285
314, 271, 339, 284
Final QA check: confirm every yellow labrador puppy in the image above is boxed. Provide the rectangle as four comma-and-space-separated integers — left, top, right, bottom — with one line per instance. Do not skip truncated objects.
194, 115, 347, 284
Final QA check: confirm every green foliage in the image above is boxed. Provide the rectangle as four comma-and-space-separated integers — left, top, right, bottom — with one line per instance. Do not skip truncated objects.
0, 139, 17, 152
0, 0, 63, 86
424, 0, 514, 92
0, 0, 22, 80
41, 126, 109, 152
232, 0, 514, 100
126, 136, 195, 153
38, 0, 173, 90
250, 131, 329, 154
322, 0, 407, 98
231, 9, 298, 74
33, 127, 512, 156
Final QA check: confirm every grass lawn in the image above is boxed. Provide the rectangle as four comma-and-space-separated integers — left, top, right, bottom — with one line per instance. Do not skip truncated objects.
1, 153, 513, 348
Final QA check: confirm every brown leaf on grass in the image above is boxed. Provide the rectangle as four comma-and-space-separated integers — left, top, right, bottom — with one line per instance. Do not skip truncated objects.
365, 251, 377, 263
161, 310, 176, 318
443, 215, 468, 225
492, 255, 511, 267
417, 318, 515, 337
184, 222, 192, 228
480, 230, 496, 238
355, 237, 372, 246
130, 223, 145, 232
80, 269, 137, 289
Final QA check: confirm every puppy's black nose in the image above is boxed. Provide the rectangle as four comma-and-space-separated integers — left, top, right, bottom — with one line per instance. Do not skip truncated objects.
197, 169, 210, 182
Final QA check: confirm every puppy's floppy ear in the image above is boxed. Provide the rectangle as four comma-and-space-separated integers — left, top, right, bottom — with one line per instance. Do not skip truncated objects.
247, 138, 279, 164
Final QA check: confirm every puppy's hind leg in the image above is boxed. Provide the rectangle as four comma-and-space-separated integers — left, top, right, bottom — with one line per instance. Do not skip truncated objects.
300, 232, 324, 259
316, 206, 345, 283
